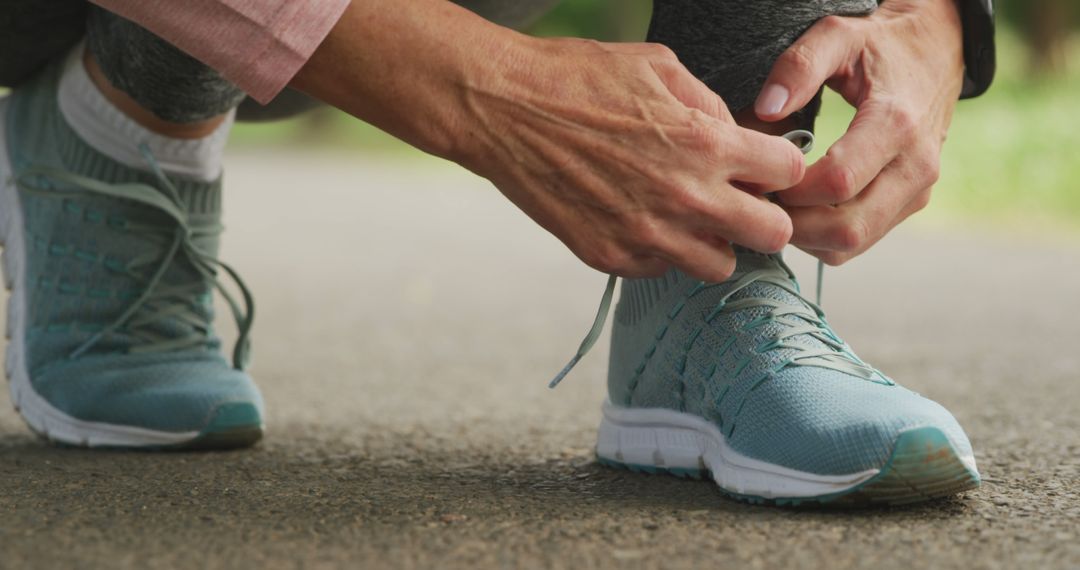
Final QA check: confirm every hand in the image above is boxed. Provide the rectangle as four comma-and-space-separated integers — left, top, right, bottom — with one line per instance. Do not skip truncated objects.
457, 36, 804, 281
755, 0, 964, 265
293, 0, 803, 281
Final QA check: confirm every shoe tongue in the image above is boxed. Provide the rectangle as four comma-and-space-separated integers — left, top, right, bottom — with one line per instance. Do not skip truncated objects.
176, 183, 223, 217
731, 246, 789, 278
183, 184, 223, 256
727, 248, 833, 353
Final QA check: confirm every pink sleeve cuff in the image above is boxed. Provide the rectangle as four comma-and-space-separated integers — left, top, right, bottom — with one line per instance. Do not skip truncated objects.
90, 0, 350, 103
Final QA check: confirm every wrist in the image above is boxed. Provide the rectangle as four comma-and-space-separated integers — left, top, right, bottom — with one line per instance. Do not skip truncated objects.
883, 0, 964, 77
290, 0, 517, 163
930, 0, 964, 49
938, 0, 967, 79
437, 26, 537, 168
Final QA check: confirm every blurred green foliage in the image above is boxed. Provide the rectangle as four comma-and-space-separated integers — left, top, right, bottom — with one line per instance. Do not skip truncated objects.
526, 0, 650, 40
1000, 0, 1079, 30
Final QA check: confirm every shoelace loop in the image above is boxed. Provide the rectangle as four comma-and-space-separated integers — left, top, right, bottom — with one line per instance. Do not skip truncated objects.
15, 144, 254, 370
549, 130, 887, 388
703, 262, 884, 381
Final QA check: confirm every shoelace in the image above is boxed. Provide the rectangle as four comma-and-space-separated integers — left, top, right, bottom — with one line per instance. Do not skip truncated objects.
550, 130, 888, 388
694, 260, 884, 381
15, 145, 253, 370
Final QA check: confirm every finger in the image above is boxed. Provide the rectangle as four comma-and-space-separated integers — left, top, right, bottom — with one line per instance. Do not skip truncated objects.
798, 246, 849, 266
648, 231, 737, 283
574, 238, 672, 278
798, 186, 931, 266
776, 99, 910, 206
891, 187, 933, 229
617, 255, 672, 279
725, 127, 807, 192
755, 15, 865, 121
785, 161, 919, 254
686, 188, 793, 254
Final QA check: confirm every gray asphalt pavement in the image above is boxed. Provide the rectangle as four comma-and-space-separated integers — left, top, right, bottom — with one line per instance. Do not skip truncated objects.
1, 151, 1078, 569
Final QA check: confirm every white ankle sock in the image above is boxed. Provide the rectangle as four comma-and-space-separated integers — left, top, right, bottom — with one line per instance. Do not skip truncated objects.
57, 44, 233, 183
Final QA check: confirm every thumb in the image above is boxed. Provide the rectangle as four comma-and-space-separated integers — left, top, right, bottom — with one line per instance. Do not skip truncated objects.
755, 16, 865, 121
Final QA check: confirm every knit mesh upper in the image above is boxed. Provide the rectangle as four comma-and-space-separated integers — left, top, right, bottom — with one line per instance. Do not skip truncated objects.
608, 252, 972, 476
4, 61, 261, 433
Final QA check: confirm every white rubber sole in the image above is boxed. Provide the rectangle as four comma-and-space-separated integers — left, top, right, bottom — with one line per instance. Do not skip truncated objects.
0, 95, 198, 447
596, 400, 981, 505
596, 400, 879, 499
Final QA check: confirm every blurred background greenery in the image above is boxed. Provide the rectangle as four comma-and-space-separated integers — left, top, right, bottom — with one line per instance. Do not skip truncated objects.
231, 0, 1080, 234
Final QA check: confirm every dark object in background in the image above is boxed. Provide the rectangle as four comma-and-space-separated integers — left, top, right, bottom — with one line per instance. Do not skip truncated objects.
1025, 0, 1069, 74
1000, 0, 1075, 76
0, 0, 86, 88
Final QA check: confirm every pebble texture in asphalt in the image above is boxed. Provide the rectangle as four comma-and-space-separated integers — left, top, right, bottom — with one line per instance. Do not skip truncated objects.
0, 153, 1077, 569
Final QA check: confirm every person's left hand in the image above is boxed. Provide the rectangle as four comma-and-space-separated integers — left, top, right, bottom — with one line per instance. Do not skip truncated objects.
754, 0, 964, 265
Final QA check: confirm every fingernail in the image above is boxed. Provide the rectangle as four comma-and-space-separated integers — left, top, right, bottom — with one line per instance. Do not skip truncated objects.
756, 84, 789, 117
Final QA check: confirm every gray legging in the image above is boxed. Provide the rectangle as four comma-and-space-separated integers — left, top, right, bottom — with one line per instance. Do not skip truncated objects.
0, 0, 875, 125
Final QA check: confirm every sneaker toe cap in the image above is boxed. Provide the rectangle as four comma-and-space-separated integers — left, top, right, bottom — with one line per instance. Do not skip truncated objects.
726, 371, 973, 476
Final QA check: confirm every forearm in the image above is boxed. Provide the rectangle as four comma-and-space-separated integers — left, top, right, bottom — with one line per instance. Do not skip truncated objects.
289, 0, 515, 162
290, 0, 805, 280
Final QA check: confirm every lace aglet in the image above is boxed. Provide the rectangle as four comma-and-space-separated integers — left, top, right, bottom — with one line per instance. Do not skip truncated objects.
548, 274, 618, 389
548, 355, 582, 389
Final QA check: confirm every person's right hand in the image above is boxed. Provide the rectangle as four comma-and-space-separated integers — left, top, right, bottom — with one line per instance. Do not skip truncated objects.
293, 0, 804, 281
453, 36, 805, 281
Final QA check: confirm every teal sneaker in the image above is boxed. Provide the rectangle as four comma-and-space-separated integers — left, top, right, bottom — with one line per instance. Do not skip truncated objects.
551, 130, 979, 506
591, 254, 979, 506
0, 63, 263, 449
